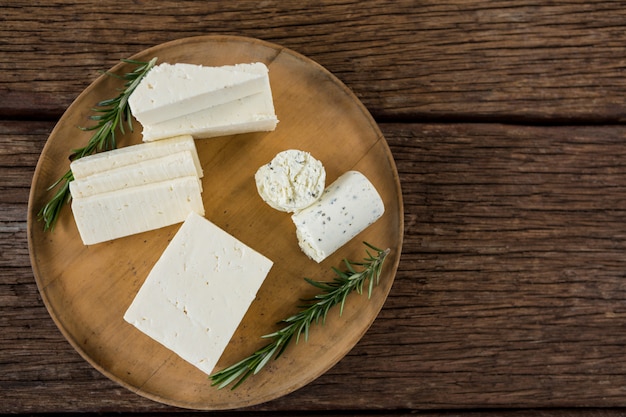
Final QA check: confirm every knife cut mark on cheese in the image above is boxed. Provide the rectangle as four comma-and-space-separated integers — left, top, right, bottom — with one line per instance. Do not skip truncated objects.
124, 212, 274, 376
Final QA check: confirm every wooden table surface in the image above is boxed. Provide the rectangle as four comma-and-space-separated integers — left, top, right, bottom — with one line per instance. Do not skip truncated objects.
3, 1, 626, 415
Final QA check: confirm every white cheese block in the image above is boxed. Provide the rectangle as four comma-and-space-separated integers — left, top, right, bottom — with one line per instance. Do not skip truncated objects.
69, 151, 199, 199
255, 149, 326, 213
128, 62, 270, 125
291, 171, 385, 263
70, 135, 202, 180
124, 211, 274, 376
71, 176, 204, 245
141, 86, 278, 142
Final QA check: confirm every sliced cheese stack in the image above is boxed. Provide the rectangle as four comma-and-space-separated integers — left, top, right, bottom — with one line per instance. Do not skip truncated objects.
128, 62, 278, 142
254, 149, 326, 213
291, 171, 385, 263
70, 135, 205, 245
124, 211, 274, 376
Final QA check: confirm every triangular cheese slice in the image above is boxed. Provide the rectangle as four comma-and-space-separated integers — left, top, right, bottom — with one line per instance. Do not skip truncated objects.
129, 62, 270, 125
141, 88, 278, 142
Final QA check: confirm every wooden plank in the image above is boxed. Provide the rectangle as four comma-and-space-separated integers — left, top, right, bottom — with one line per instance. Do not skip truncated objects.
4, 121, 626, 412
289, 123, 626, 410
2, 1, 626, 121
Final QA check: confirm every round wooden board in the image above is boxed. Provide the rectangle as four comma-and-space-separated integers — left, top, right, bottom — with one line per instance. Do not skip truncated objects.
27, 35, 404, 410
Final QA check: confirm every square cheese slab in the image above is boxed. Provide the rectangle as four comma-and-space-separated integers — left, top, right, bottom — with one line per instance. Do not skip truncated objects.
124, 212, 274, 375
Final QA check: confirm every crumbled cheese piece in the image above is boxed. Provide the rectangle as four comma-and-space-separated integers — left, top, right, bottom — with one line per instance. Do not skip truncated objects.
124, 211, 273, 375
255, 149, 326, 213
291, 171, 384, 263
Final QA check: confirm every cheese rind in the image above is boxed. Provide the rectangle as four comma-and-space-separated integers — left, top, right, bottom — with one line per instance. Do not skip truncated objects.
70, 135, 202, 180
69, 151, 199, 199
291, 171, 385, 263
255, 149, 326, 213
128, 62, 269, 125
124, 211, 274, 375
141, 85, 277, 142
71, 176, 204, 245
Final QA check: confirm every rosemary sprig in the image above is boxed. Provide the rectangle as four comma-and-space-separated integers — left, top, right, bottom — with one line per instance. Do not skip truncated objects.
210, 242, 390, 390
37, 57, 157, 231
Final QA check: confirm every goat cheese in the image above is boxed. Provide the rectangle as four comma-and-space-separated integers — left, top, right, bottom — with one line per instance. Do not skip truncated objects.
69, 151, 199, 199
255, 149, 326, 213
128, 62, 270, 125
140, 82, 278, 142
124, 211, 274, 376
291, 171, 385, 263
70, 135, 202, 180
71, 176, 204, 245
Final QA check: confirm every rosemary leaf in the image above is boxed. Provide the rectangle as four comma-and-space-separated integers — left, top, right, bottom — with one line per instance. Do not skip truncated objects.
37, 57, 157, 231
209, 242, 390, 390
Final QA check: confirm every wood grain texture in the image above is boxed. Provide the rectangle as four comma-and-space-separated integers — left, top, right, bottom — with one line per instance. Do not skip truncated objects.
4, 120, 626, 412
2, 1, 626, 122
4, 1, 626, 415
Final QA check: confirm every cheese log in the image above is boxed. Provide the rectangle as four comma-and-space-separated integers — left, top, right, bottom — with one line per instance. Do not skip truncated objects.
291, 171, 385, 263
70, 135, 202, 180
255, 149, 326, 213
141, 88, 278, 142
71, 176, 204, 245
124, 211, 274, 375
69, 151, 199, 199
128, 62, 269, 125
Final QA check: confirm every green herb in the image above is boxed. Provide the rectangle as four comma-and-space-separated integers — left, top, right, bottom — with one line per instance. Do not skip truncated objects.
37, 57, 157, 231
210, 242, 390, 390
